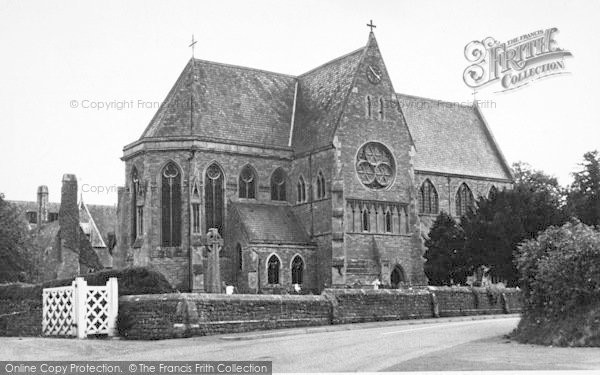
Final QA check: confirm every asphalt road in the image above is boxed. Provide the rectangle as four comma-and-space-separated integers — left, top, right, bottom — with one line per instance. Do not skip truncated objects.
2, 315, 600, 371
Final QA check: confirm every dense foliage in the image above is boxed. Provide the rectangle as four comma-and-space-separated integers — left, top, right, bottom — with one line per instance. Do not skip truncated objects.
423, 212, 467, 285
513, 221, 600, 346
424, 162, 567, 286
461, 170, 567, 286
0, 193, 32, 282
516, 221, 600, 316
566, 151, 600, 227
0, 267, 175, 301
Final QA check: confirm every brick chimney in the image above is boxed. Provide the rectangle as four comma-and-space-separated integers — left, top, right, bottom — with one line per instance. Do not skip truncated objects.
37, 185, 49, 224
59, 174, 79, 250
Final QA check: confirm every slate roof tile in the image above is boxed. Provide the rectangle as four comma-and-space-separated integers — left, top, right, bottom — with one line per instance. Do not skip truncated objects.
231, 201, 312, 245
397, 94, 512, 180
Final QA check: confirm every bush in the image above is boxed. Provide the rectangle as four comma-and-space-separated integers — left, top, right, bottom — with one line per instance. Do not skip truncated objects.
0, 267, 175, 301
513, 220, 600, 346
516, 220, 600, 317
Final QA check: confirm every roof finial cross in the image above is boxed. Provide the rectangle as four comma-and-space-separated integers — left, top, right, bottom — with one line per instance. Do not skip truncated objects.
189, 34, 198, 58
367, 20, 376, 32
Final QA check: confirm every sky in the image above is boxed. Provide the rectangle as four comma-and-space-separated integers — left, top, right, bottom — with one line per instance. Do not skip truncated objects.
1, 0, 599, 205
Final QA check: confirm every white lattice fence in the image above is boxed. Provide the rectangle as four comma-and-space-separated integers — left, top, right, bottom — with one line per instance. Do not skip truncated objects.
42, 277, 118, 338
42, 286, 75, 336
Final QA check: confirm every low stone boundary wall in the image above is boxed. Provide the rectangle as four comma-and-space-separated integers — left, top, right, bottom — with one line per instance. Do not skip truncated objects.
0, 283, 42, 337
118, 287, 523, 340
0, 299, 42, 337
1, 283, 523, 339
322, 289, 433, 324
118, 293, 331, 340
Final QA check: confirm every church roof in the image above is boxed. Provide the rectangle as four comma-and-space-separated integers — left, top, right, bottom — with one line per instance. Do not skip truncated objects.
136, 45, 366, 153
292, 48, 364, 153
397, 94, 512, 181
131, 34, 512, 182
230, 202, 313, 245
139, 59, 297, 148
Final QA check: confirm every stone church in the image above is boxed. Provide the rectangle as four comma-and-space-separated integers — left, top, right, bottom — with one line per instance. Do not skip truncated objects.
114, 31, 513, 293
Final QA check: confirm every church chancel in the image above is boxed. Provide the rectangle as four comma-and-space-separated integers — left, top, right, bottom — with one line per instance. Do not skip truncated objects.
114, 26, 513, 293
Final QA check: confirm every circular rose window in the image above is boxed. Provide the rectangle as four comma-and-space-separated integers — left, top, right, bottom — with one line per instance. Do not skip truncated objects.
356, 142, 395, 189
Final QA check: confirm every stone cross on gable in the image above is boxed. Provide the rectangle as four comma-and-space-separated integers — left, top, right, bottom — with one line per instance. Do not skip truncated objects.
367, 20, 376, 32
189, 34, 198, 59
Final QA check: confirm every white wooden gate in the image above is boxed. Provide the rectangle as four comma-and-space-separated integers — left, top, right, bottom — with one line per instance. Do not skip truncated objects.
42, 277, 118, 338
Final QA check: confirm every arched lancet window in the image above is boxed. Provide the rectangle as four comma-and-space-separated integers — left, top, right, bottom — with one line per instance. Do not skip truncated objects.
316, 171, 326, 199
205, 163, 224, 234
456, 183, 474, 217
385, 210, 392, 233
161, 162, 181, 247
267, 255, 280, 284
362, 208, 370, 232
239, 165, 257, 199
237, 243, 243, 271
296, 175, 306, 203
379, 97, 384, 120
131, 166, 139, 244
391, 265, 406, 288
291, 255, 304, 285
419, 179, 439, 214
488, 185, 498, 200
271, 168, 287, 201
366, 96, 372, 118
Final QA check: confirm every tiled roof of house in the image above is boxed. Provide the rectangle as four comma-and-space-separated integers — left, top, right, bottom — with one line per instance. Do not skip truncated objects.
397, 94, 512, 180
81, 203, 117, 248
231, 202, 313, 245
140, 59, 297, 148
10, 200, 60, 215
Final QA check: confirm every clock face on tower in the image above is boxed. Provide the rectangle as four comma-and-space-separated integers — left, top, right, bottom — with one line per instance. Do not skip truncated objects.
366, 65, 382, 84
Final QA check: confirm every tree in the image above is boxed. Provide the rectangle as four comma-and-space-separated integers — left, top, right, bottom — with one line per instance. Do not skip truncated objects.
0, 193, 32, 282
424, 212, 467, 286
566, 151, 600, 226
461, 163, 567, 286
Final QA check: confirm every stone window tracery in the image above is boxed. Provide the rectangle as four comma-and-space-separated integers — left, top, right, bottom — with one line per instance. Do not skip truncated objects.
356, 142, 395, 190
267, 255, 280, 284
161, 162, 181, 247
291, 255, 304, 285
239, 165, 257, 199
419, 179, 439, 214
205, 163, 224, 234
456, 183, 474, 217
271, 168, 287, 201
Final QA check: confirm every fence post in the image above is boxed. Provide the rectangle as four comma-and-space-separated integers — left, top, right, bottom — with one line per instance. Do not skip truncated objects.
107, 277, 119, 337
73, 277, 88, 339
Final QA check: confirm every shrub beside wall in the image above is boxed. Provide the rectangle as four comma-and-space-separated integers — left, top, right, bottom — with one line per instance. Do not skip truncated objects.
0, 267, 174, 337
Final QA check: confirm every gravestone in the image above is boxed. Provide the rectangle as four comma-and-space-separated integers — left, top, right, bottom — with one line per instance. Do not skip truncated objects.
205, 228, 223, 293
